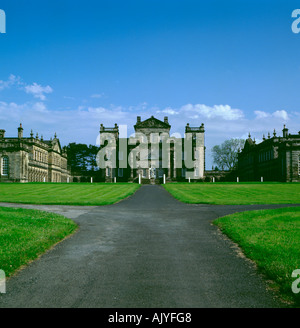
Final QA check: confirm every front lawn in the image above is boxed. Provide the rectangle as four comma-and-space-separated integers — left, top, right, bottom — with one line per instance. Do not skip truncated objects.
164, 182, 300, 205
214, 207, 300, 307
0, 183, 140, 206
0, 207, 78, 277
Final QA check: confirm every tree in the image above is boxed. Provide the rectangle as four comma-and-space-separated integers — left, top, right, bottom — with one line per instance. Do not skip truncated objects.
211, 138, 245, 171
65, 143, 100, 175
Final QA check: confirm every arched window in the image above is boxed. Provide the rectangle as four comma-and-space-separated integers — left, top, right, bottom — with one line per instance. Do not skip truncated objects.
1, 156, 9, 176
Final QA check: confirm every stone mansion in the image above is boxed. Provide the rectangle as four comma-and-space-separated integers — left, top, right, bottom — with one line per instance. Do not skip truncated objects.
238, 125, 300, 182
0, 118, 299, 183
0, 124, 71, 183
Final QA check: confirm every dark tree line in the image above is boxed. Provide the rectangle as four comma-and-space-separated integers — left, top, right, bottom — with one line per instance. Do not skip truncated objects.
65, 143, 100, 176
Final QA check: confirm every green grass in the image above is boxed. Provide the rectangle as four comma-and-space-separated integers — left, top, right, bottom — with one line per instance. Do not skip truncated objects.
214, 207, 300, 307
0, 207, 78, 277
164, 182, 300, 205
0, 183, 140, 206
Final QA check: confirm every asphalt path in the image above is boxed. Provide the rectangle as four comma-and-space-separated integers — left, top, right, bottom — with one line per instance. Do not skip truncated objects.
0, 185, 298, 308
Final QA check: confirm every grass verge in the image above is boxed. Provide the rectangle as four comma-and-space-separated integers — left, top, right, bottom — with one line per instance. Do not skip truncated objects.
213, 207, 300, 307
0, 183, 140, 206
0, 207, 78, 277
164, 182, 300, 205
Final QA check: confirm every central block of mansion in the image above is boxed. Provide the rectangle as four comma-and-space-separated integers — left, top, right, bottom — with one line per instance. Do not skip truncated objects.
98, 116, 205, 182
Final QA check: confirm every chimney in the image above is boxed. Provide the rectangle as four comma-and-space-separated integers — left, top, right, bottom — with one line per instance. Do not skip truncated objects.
137, 116, 141, 123
282, 124, 288, 138
0, 129, 5, 139
18, 123, 23, 139
164, 116, 169, 124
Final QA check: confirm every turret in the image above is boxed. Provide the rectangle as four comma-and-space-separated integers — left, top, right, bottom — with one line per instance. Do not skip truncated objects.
0, 129, 5, 139
18, 123, 23, 139
282, 125, 289, 138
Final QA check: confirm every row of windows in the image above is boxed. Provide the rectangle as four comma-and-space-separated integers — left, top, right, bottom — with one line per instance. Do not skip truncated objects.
0, 155, 66, 178
117, 150, 199, 161
106, 168, 123, 177
33, 149, 67, 169
34, 149, 48, 163
28, 168, 48, 182
52, 155, 61, 167
141, 168, 164, 178
105, 167, 201, 178
259, 150, 274, 163
52, 172, 61, 182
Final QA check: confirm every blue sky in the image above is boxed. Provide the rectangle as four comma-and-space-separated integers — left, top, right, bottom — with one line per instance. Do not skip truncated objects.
0, 0, 300, 168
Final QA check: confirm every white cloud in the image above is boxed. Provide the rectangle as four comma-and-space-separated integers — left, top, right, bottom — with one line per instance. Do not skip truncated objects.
33, 102, 48, 113
254, 109, 289, 121
0, 74, 21, 90
24, 82, 53, 100
87, 106, 106, 113
90, 93, 104, 98
273, 110, 289, 121
156, 107, 179, 115
182, 103, 244, 120
254, 110, 269, 119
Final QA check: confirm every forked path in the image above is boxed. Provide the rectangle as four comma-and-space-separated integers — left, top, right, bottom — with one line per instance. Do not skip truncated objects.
0, 185, 297, 308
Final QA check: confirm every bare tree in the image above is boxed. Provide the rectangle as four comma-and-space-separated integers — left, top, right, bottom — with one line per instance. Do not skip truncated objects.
211, 138, 245, 171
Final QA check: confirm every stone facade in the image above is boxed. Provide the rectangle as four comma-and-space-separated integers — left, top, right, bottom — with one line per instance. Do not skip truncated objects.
0, 124, 71, 183
238, 125, 300, 182
99, 116, 205, 183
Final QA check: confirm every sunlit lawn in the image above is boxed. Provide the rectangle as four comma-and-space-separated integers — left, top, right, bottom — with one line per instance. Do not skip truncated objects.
214, 207, 300, 307
0, 183, 140, 206
164, 182, 300, 205
0, 207, 77, 277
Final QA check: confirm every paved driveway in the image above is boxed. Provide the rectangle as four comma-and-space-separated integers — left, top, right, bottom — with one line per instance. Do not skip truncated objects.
0, 185, 297, 308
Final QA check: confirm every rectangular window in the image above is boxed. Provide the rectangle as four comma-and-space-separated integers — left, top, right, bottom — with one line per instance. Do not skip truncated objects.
142, 169, 147, 178
106, 167, 111, 177
158, 169, 163, 178
1, 157, 8, 176
118, 168, 123, 177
